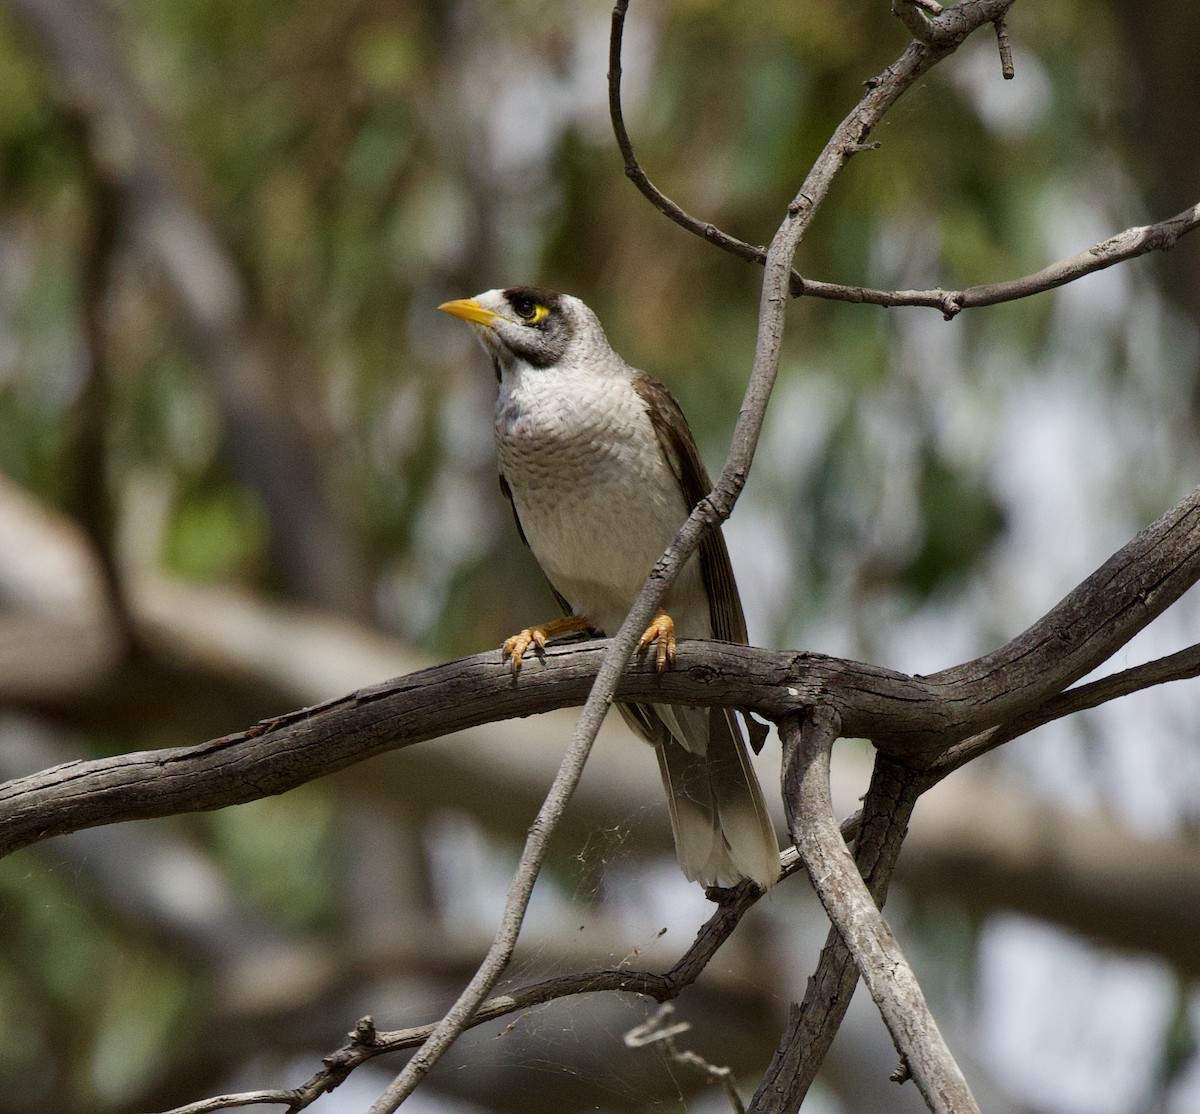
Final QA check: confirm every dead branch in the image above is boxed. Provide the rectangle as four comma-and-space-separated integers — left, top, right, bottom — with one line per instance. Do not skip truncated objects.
5, 480, 1198, 862
750, 754, 928, 1111
611, 0, 1199, 319
781, 710, 979, 1113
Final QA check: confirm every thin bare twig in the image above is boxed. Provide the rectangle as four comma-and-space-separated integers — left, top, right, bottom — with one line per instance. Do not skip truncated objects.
993, 15, 1015, 78
151, 857, 807, 1114
147, 1091, 291, 1114
792, 202, 1200, 317
163, 813, 884, 1114
608, 0, 807, 289
930, 642, 1200, 776
780, 710, 980, 1114
625, 1004, 746, 1113
611, 1, 1198, 319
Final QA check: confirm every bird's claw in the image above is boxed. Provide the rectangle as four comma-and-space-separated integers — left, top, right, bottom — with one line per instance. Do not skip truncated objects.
502, 627, 547, 674
637, 612, 677, 673
502, 615, 591, 675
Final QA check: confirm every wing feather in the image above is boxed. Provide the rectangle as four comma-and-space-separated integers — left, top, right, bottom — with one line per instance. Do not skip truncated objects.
633, 373, 747, 644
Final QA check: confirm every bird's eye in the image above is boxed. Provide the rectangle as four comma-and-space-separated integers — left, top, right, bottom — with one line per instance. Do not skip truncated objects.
512, 296, 549, 325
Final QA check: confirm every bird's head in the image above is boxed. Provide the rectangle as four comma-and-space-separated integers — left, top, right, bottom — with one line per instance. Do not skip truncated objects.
438, 287, 607, 375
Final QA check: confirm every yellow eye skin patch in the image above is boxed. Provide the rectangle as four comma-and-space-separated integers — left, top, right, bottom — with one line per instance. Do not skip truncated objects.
528, 304, 550, 325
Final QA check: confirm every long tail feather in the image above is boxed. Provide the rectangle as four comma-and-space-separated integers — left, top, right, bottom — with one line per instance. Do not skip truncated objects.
623, 702, 779, 889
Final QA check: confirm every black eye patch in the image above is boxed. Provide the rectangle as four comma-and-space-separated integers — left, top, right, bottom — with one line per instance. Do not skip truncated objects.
504, 286, 560, 326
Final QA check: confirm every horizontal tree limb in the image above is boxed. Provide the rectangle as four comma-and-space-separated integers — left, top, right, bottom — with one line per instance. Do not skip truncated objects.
4, 483, 1199, 861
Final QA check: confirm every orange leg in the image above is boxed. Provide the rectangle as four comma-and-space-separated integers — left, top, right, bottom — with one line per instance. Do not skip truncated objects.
637, 611, 676, 673
502, 615, 591, 674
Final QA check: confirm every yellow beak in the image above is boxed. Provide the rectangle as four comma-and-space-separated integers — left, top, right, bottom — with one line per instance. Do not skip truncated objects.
438, 298, 502, 328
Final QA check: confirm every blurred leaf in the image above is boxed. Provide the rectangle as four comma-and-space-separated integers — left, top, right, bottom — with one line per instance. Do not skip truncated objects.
906, 450, 1005, 596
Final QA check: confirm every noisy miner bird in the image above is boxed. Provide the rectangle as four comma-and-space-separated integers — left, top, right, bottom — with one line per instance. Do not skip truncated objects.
439, 287, 780, 890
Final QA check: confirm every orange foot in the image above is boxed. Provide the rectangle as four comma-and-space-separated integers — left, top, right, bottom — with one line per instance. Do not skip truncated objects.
637, 611, 677, 673
502, 615, 591, 674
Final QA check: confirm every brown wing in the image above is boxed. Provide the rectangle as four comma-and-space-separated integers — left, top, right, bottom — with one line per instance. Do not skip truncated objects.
633, 372, 748, 645
498, 473, 576, 619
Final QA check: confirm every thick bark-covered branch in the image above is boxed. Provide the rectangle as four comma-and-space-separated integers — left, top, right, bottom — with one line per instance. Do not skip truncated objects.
750, 755, 927, 1112
4, 482, 1198, 861
781, 711, 979, 1114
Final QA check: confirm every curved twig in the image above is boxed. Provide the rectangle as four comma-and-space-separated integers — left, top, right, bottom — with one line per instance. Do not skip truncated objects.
610, 1, 1199, 320
608, 0, 785, 281
793, 203, 1200, 318
152, 853, 809, 1114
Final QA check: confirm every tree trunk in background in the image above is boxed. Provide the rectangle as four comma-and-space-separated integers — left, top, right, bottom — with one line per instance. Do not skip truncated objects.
1114, 3, 1200, 333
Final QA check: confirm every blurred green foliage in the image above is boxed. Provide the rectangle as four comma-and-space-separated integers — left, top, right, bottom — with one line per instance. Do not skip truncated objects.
0, 0, 1137, 629
0, 843, 194, 1108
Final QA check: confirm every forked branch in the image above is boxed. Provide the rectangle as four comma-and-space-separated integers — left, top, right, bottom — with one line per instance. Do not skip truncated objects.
6, 480, 1199, 861
781, 710, 979, 1113
610, 0, 1199, 318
